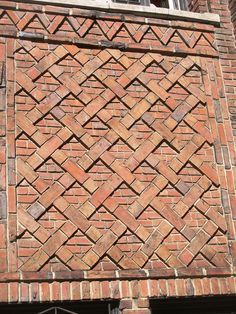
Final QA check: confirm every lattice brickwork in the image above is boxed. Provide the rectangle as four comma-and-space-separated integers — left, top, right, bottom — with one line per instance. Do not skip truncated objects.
14, 41, 229, 272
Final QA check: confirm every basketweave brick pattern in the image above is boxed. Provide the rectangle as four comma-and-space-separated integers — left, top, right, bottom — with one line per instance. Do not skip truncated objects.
13, 39, 231, 272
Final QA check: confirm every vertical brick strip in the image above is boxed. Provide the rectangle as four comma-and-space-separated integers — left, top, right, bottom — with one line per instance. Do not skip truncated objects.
6, 38, 17, 272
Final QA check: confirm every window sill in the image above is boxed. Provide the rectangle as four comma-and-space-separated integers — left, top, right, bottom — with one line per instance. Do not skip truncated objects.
18, 0, 220, 25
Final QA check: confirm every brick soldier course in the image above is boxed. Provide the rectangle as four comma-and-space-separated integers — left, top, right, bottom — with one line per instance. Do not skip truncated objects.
0, 0, 235, 312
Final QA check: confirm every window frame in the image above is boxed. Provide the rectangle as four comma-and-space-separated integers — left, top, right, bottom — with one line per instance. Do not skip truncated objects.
112, 0, 150, 5
169, 0, 188, 10
112, 0, 189, 10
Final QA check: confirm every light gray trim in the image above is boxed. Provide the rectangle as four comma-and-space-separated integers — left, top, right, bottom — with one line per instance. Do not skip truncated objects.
18, 0, 220, 25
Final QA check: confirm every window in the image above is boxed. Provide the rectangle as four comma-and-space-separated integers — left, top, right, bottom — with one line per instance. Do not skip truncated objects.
113, 0, 150, 5
169, 0, 188, 10
0, 301, 119, 314
112, 0, 149, 5
112, 0, 189, 10
150, 296, 236, 314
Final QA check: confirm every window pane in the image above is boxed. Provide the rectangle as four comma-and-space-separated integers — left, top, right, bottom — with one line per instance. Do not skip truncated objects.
180, 0, 188, 10
158, 0, 169, 8
173, 0, 179, 9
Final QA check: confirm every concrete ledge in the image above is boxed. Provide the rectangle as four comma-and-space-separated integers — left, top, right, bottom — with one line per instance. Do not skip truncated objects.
17, 0, 220, 25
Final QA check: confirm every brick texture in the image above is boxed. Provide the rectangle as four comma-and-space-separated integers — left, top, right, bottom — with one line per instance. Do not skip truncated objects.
0, 0, 235, 311
229, 0, 236, 40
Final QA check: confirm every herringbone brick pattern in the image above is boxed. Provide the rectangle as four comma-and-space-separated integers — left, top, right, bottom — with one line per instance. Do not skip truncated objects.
14, 40, 229, 272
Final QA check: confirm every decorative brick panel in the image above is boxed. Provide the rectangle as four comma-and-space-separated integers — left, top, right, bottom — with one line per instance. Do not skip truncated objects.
0, 0, 235, 307
11, 41, 230, 272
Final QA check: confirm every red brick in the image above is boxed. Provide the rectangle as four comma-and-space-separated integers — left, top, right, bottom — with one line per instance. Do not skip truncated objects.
38, 182, 64, 208
62, 159, 89, 184
0, 224, 6, 249
39, 282, 50, 302
37, 136, 63, 159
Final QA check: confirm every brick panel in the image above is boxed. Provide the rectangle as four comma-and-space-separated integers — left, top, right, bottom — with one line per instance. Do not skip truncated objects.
0, 0, 235, 306
11, 42, 231, 272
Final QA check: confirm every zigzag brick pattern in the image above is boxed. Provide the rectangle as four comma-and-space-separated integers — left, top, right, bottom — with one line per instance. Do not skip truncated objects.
14, 40, 229, 272
0, 6, 218, 57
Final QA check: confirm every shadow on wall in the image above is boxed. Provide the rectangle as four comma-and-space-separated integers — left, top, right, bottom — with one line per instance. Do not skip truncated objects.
150, 296, 236, 314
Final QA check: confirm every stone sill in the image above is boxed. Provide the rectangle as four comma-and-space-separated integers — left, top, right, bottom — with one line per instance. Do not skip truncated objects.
18, 0, 220, 25
0, 267, 234, 282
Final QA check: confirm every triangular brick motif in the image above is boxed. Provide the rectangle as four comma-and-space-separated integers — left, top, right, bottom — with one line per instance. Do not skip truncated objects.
36, 158, 64, 178
101, 57, 126, 77
84, 116, 109, 140
22, 15, 48, 32
0, 12, 15, 26
173, 120, 195, 138
88, 159, 113, 184
15, 47, 35, 66
153, 141, 178, 162
61, 137, 87, 160
59, 94, 85, 115
35, 73, 61, 97
144, 61, 166, 79
47, 256, 71, 271
126, 79, 149, 99
140, 26, 163, 43
98, 256, 120, 271
188, 252, 213, 268
192, 33, 216, 50
113, 24, 133, 41
168, 82, 190, 103
81, 75, 106, 96
54, 17, 77, 34
130, 119, 153, 142
85, 21, 106, 39
109, 139, 133, 162
105, 98, 129, 118
162, 29, 187, 46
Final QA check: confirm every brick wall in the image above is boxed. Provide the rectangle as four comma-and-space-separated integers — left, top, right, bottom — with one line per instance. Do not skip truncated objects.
0, 0, 235, 312
188, 0, 236, 140
229, 0, 236, 40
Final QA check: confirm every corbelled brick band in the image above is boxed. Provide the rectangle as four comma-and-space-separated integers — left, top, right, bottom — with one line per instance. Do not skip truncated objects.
0, 0, 235, 312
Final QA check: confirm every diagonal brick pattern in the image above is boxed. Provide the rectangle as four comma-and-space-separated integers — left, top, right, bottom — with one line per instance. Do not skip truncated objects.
14, 41, 230, 272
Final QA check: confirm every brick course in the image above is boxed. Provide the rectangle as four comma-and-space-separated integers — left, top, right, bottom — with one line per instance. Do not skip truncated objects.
0, 0, 235, 312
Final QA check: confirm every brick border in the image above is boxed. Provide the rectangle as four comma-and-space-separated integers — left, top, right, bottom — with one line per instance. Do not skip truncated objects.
0, 277, 235, 303
0, 267, 235, 282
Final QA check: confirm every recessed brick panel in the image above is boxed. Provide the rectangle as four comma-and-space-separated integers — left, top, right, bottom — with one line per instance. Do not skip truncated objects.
12, 39, 229, 271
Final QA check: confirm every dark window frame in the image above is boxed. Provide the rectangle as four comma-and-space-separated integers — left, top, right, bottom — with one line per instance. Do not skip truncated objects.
150, 296, 236, 314
0, 301, 119, 314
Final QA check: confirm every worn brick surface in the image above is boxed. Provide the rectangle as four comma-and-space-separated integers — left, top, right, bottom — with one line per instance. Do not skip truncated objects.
0, 0, 235, 309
